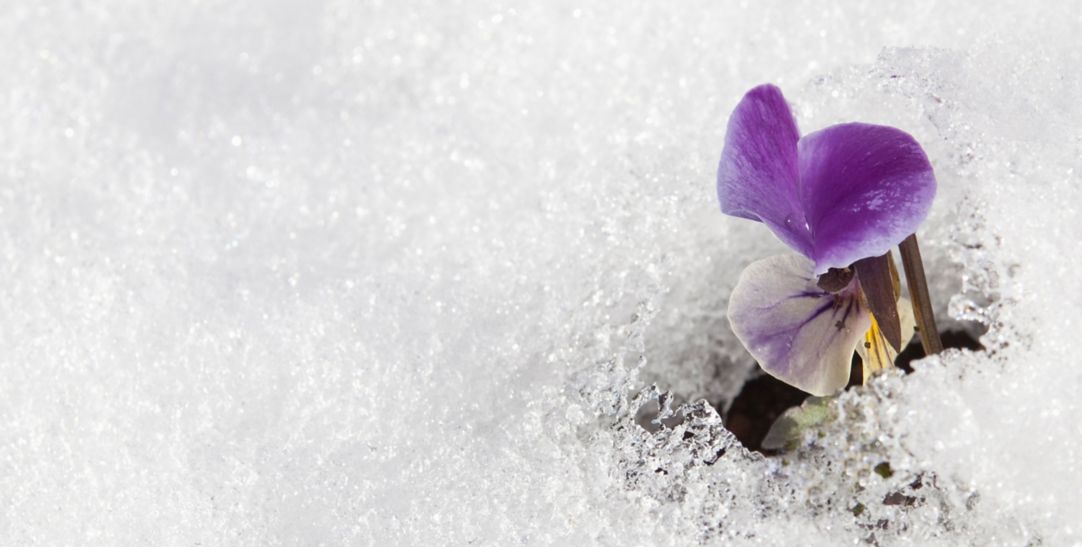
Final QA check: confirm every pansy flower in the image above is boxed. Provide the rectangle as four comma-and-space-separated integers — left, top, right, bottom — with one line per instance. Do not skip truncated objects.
718, 84, 937, 396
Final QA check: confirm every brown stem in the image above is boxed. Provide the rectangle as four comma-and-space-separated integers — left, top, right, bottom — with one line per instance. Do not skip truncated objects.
898, 234, 944, 355
853, 252, 903, 352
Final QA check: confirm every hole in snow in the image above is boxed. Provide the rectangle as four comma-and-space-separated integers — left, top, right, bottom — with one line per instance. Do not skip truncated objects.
723, 329, 985, 453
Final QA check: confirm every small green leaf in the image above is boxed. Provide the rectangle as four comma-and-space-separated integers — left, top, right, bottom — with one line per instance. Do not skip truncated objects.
761, 396, 837, 451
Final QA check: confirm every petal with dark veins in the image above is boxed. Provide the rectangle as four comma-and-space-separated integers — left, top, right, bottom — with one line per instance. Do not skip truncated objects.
728, 254, 870, 396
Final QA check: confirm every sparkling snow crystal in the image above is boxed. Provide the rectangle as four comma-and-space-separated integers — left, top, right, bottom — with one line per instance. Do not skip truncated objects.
1, 1, 1081, 544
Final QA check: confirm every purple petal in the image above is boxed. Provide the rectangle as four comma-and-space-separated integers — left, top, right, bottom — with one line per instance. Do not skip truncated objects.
717, 85, 813, 258
727, 254, 870, 396
798, 123, 936, 274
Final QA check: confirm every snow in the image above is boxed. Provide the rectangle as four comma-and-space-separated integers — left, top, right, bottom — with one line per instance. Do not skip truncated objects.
1, 1, 1080, 544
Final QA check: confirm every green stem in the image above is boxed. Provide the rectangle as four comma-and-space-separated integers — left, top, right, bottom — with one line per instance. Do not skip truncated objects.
898, 234, 943, 355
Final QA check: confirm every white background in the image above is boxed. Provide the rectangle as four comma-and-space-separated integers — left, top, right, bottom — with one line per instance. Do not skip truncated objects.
2, 1, 1080, 544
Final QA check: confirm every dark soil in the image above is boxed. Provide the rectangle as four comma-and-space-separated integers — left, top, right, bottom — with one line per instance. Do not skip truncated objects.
723, 330, 984, 453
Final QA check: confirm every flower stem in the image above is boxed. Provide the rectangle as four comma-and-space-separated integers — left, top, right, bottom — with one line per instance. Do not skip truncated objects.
898, 234, 943, 355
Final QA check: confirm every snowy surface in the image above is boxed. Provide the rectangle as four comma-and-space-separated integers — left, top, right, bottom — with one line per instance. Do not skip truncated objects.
2, 1, 1081, 544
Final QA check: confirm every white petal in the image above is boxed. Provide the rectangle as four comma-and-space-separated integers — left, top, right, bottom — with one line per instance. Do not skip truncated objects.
727, 254, 871, 396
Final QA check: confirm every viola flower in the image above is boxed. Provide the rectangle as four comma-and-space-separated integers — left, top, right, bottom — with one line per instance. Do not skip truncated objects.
718, 84, 937, 396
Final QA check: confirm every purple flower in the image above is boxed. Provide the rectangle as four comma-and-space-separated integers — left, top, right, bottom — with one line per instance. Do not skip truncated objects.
719, 84, 935, 395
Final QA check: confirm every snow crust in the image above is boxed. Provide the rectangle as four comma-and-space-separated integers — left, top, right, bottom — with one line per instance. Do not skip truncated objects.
2, 1, 1080, 544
